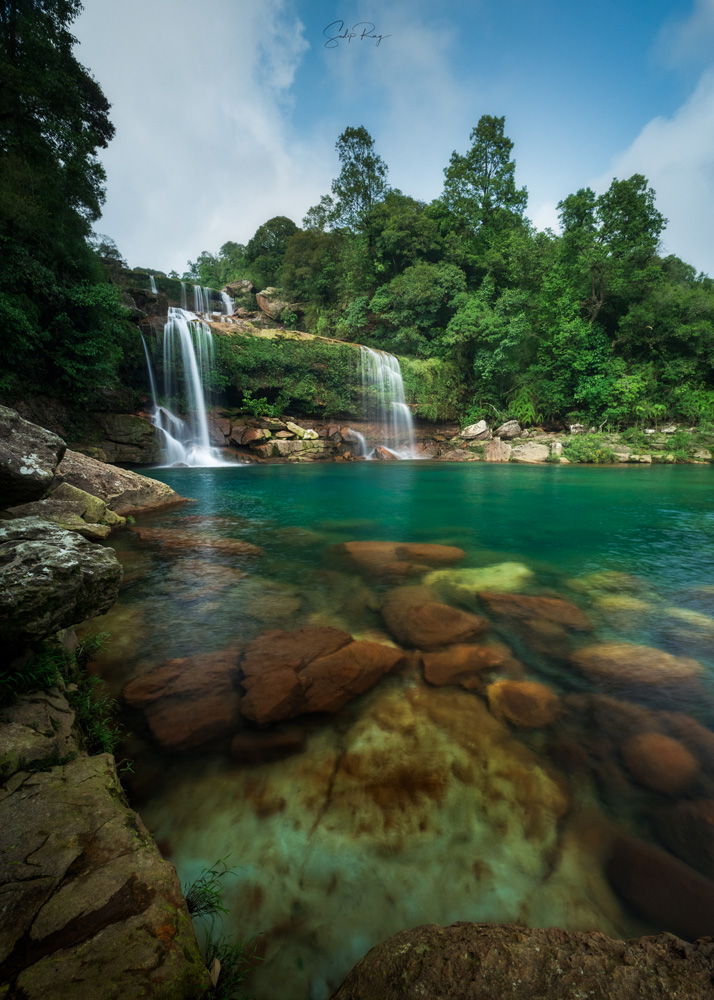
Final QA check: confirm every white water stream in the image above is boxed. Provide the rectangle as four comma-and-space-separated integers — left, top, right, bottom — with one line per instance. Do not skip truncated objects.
357, 346, 417, 458
144, 306, 234, 467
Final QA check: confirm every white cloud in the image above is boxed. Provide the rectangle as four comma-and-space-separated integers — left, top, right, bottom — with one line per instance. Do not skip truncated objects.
318, 0, 475, 203
593, 67, 714, 276
75, 0, 330, 273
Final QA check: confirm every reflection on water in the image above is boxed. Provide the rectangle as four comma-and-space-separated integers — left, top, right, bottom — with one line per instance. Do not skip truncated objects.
88, 462, 714, 999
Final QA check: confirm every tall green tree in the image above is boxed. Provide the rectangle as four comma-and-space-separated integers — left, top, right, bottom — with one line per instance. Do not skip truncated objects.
244, 216, 298, 289
443, 115, 527, 233
0, 0, 130, 399
330, 125, 389, 228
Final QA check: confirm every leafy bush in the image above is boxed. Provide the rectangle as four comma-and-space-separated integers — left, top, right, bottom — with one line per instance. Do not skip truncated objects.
562, 434, 617, 464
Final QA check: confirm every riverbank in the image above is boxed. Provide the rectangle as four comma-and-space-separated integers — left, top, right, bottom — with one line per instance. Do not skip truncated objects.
9, 397, 714, 467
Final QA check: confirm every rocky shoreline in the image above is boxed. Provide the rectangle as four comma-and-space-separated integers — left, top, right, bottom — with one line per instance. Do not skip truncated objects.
9, 397, 714, 467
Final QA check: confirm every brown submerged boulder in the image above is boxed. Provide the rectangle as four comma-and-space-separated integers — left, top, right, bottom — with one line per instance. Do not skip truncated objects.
571, 642, 703, 688
332, 540, 465, 582
486, 679, 561, 728
122, 647, 242, 752
239, 626, 405, 725
130, 525, 263, 558
607, 833, 714, 942
621, 732, 699, 795
382, 587, 487, 649
479, 591, 593, 630
656, 800, 714, 879
422, 642, 517, 691
330, 921, 714, 999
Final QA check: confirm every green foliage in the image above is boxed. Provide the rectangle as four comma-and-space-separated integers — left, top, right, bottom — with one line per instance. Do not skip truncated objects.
66, 674, 123, 756
443, 115, 527, 232
203, 934, 260, 1000
0, 643, 67, 707
562, 435, 617, 464
330, 125, 389, 229
244, 217, 298, 290
183, 858, 236, 923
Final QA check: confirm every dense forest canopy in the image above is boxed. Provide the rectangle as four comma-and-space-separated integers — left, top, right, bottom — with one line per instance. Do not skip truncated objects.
1, 1, 713, 428
0, 0, 142, 400
185, 123, 714, 427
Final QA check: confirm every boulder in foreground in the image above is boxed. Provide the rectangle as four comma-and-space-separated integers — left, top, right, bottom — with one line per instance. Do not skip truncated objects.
54, 448, 186, 516
0, 404, 65, 506
0, 517, 122, 649
331, 921, 714, 1000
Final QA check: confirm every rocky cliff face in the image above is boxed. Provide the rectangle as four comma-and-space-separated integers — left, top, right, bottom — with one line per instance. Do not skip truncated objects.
0, 408, 209, 998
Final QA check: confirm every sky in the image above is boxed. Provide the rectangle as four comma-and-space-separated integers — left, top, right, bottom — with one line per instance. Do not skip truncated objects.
73, 0, 714, 278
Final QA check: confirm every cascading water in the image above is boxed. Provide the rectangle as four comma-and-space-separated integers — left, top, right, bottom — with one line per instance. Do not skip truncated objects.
357, 346, 417, 458
192, 284, 234, 316
149, 274, 157, 294
144, 307, 233, 467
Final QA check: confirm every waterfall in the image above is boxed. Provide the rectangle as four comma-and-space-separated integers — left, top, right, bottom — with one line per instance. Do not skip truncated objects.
180, 282, 188, 310
143, 307, 232, 467
191, 285, 233, 316
149, 274, 157, 294
358, 346, 417, 458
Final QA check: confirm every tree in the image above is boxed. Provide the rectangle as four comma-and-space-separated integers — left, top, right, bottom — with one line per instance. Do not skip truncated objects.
330, 125, 389, 228
443, 115, 527, 232
0, 0, 129, 400
244, 216, 298, 289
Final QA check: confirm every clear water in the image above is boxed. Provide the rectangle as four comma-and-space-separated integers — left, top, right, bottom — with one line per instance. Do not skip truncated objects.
95, 462, 714, 998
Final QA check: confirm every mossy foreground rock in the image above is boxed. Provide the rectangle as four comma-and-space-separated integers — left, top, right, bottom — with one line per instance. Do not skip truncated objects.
0, 517, 122, 649
331, 921, 714, 999
0, 749, 209, 998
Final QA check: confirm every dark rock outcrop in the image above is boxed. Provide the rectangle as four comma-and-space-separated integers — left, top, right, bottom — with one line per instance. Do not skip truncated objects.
0, 733, 209, 998
0, 405, 65, 506
0, 517, 122, 649
331, 921, 714, 999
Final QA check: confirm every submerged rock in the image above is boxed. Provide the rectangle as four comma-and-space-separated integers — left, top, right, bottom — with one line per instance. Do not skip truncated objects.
131, 525, 263, 558
607, 833, 714, 942
0, 517, 122, 650
621, 732, 699, 795
478, 591, 593, 630
331, 921, 714, 1000
486, 679, 561, 729
239, 626, 405, 725
122, 647, 243, 752
382, 587, 488, 649
333, 540, 465, 582
0, 404, 66, 506
571, 643, 703, 689
422, 642, 517, 691
656, 800, 714, 880
424, 562, 533, 601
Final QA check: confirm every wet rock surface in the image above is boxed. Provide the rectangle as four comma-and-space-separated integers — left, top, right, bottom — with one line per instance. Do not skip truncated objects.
0, 746, 209, 999
54, 448, 186, 516
0, 517, 122, 649
0, 405, 66, 506
122, 647, 243, 752
381, 587, 488, 649
331, 921, 714, 1000
239, 626, 405, 724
